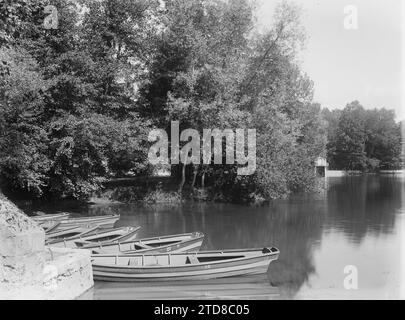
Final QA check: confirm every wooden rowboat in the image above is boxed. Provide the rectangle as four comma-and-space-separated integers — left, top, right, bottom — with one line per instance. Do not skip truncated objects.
33, 213, 66, 232
91, 247, 280, 282
46, 225, 102, 244
56, 214, 120, 230
32, 212, 70, 222
84, 232, 205, 255
74, 227, 142, 248
47, 226, 141, 248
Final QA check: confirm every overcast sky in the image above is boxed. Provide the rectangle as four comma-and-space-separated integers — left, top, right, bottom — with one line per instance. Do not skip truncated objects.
257, 0, 404, 120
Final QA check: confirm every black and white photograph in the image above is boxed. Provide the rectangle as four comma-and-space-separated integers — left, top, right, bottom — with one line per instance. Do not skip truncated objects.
0, 0, 404, 303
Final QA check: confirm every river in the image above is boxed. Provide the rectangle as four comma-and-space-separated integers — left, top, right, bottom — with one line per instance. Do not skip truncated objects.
24, 175, 405, 299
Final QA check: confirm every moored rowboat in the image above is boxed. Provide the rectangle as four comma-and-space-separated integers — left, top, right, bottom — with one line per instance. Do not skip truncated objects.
84, 232, 204, 255
32, 212, 70, 222
56, 214, 120, 230
91, 247, 279, 281
46, 225, 102, 244
47, 226, 141, 248
42, 221, 61, 233
74, 226, 141, 247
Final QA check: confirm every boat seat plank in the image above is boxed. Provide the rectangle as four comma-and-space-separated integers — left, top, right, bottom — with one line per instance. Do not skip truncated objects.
187, 255, 199, 264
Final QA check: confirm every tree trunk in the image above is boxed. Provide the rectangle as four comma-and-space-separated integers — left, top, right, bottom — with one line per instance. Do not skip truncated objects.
191, 164, 198, 190
201, 170, 206, 189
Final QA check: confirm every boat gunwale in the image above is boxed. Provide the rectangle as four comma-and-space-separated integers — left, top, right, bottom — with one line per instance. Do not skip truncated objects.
69, 226, 141, 242
47, 226, 141, 245
59, 214, 120, 224
32, 213, 70, 220
46, 225, 89, 236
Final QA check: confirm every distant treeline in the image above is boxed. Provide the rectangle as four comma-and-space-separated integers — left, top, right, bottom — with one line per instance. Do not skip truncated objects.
322, 101, 402, 171
0, 0, 401, 203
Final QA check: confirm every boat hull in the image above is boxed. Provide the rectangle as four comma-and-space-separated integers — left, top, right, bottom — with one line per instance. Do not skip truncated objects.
92, 248, 279, 282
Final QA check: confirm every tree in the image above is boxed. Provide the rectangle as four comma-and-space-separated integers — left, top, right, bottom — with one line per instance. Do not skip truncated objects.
140, 0, 255, 194
364, 108, 402, 170
0, 46, 52, 196
322, 108, 341, 168
236, 2, 325, 200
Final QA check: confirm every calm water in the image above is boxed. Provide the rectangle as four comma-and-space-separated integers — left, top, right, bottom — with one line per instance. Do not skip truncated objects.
26, 175, 405, 299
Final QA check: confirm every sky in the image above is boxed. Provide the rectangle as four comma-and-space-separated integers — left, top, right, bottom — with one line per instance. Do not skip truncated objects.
257, 0, 404, 121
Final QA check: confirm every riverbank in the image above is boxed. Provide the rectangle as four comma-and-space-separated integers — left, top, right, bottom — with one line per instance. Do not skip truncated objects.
0, 194, 94, 299
5, 169, 404, 208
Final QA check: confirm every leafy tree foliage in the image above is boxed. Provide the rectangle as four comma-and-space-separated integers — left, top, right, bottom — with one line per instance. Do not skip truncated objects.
324, 101, 402, 171
2, 0, 400, 203
138, 0, 327, 202
0, 0, 153, 199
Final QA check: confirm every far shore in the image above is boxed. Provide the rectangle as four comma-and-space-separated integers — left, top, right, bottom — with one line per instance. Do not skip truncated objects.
326, 170, 404, 177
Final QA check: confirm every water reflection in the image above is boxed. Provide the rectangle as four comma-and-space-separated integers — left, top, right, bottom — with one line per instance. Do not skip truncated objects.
81, 274, 280, 300
326, 176, 399, 242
